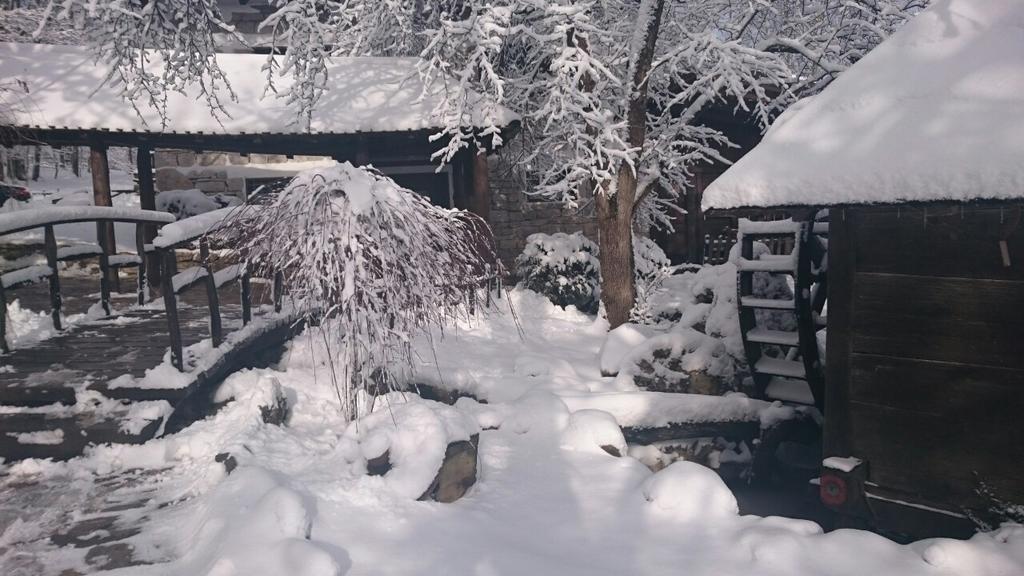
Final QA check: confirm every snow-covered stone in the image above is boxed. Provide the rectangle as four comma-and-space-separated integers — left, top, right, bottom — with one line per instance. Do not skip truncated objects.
640, 461, 739, 520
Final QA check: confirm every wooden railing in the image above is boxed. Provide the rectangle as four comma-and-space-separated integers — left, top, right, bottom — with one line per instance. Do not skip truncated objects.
0, 207, 176, 353
151, 210, 283, 370
0, 206, 284, 371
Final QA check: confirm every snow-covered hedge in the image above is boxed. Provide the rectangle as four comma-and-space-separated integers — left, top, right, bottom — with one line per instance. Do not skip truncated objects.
515, 231, 601, 314
157, 188, 241, 220
515, 232, 672, 317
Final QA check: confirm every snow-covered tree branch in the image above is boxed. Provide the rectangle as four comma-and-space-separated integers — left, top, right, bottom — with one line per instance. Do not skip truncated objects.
221, 162, 500, 418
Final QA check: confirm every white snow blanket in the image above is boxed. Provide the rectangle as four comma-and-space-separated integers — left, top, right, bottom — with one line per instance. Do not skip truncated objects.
702, 0, 1024, 209
0, 42, 518, 136
2, 287, 1024, 575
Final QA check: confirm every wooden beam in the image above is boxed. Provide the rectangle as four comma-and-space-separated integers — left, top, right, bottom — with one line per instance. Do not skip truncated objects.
90, 145, 119, 295
824, 207, 855, 458
471, 149, 491, 222
136, 146, 161, 287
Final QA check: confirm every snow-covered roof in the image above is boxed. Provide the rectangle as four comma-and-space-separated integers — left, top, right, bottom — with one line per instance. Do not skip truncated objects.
702, 0, 1024, 210
0, 42, 518, 137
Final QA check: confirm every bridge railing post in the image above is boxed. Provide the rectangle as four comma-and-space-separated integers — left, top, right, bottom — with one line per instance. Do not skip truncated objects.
161, 249, 184, 371
97, 220, 112, 316
0, 286, 8, 354
240, 262, 252, 326
200, 237, 223, 347
135, 223, 147, 305
272, 270, 283, 313
43, 225, 62, 330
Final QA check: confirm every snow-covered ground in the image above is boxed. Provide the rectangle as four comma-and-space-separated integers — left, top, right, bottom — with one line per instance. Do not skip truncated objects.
2, 288, 1022, 576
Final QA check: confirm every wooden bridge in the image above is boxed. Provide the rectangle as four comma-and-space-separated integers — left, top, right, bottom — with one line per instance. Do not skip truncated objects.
0, 207, 302, 462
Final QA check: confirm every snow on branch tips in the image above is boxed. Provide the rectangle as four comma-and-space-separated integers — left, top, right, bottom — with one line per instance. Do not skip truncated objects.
222, 162, 500, 419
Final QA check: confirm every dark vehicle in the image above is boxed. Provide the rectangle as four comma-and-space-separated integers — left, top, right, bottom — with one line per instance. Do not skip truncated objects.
0, 183, 31, 207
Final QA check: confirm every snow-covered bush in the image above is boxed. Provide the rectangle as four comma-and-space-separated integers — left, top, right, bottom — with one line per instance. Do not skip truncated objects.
611, 241, 796, 393
223, 162, 499, 419
631, 236, 673, 324
515, 231, 601, 314
157, 188, 240, 220
516, 232, 673, 317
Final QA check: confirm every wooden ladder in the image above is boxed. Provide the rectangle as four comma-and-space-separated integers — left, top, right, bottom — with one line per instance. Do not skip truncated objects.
737, 216, 828, 410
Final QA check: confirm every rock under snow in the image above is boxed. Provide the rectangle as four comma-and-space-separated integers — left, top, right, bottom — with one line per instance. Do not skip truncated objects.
561, 409, 628, 458
598, 323, 655, 376
640, 461, 739, 520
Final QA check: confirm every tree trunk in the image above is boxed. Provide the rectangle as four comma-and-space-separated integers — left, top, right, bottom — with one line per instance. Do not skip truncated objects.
597, 178, 636, 328
597, 0, 666, 329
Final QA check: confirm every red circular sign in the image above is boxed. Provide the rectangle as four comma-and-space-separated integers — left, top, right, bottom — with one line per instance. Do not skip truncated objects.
820, 474, 848, 507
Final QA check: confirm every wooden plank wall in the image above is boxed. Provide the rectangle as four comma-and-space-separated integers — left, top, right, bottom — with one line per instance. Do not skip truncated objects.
827, 203, 1024, 513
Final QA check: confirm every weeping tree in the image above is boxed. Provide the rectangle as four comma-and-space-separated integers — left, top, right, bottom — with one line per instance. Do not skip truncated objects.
221, 162, 499, 419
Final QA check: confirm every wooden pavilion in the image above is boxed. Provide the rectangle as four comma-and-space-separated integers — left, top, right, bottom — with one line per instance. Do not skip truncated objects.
0, 42, 519, 274
702, 0, 1024, 539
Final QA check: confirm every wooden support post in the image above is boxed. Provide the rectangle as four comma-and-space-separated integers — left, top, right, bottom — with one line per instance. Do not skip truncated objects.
161, 250, 184, 371
97, 223, 112, 316
200, 238, 223, 347
43, 225, 62, 330
273, 270, 284, 313
90, 145, 120, 295
471, 149, 491, 222
240, 264, 252, 325
137, 146, 161, 287
135, 223, 147, 305
0, 286, 8, 354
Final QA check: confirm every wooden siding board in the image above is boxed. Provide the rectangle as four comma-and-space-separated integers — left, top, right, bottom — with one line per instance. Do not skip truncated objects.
824, 207, 856, 457
853, 204, 1024, 281
836, 202, 1024, 521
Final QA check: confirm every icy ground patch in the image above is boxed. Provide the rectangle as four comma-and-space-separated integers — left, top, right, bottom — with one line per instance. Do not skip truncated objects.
1, 289, 1023, 575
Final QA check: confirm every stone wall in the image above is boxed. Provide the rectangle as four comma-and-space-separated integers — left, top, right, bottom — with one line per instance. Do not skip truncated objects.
487, 155, 598, 272
153, 150, 326, 196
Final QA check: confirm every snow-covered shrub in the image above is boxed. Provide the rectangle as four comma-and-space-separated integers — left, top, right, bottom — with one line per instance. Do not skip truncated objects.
612, 240, 796, 393
223, 162, 499, 419
515, 231, 601, 314
515, 232, 673, 317
631, 236, 673, 324
157, 188, 240, 220
614, 328, 737, 395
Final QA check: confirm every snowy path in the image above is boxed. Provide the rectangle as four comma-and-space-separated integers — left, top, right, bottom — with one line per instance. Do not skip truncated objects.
0, 290, 1022, 575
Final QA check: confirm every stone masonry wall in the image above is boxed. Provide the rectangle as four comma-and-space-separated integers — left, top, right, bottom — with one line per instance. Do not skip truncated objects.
487, 155, 598, 273
153, 150, 326, 196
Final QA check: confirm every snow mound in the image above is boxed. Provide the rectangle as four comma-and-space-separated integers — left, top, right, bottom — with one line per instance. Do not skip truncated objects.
921, 525, 1024, 576
177, 466, 346, 576
156, 188, 240, 220
504, 390, 572, 435
345, 396, 480, 499
640, 461, 738, 520
562, 409, 627, 456
598, 323, 654, 376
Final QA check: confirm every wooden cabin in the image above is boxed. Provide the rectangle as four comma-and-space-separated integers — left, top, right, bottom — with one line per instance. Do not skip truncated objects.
702, 0, 1024, 539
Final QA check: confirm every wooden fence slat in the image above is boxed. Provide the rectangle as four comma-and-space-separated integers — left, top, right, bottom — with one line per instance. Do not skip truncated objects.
96, 222, 112, 316
43, 225, 62, 330
161, 250, 184, 371
135, 223, 147, 305
240, 264, 252, 326
200, 238, 223, 347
